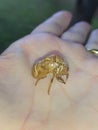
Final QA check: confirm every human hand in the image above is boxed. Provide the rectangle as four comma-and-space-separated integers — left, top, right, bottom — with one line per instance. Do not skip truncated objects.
0, 11, 98, 130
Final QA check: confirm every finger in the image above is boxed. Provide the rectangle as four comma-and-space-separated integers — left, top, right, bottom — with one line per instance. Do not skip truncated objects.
61, 22, 91, 44
32, 11, 72, 36
85, 29, 98, 50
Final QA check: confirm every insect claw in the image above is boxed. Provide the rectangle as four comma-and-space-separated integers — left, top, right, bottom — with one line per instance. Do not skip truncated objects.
56, 76, 66, 84
63, 81, 66, 84
48, 89, 50, 95
35, 79, 40, 86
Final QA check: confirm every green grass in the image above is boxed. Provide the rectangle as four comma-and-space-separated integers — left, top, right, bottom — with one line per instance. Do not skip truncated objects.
92, 19, 98, 29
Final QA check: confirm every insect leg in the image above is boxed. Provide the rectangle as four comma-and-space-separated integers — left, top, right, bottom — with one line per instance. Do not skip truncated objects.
65, 64, 69, 81
35, 78, 41, 86
66, 72, 69, 81
35, 75, 47, 86
56, 76, 65, 84
48, 74, 55, 95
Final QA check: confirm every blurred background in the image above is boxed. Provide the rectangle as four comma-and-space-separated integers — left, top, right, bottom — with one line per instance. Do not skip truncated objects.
0, 0, 98, 53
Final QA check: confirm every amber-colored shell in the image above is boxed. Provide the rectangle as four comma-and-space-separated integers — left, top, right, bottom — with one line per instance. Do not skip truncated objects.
32, 55, 69, 94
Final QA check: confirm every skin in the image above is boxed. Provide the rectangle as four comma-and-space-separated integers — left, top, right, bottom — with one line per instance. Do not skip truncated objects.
0, 11, 98, 130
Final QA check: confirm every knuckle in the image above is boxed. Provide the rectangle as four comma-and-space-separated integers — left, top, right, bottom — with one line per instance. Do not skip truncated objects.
91, 29, 98, 36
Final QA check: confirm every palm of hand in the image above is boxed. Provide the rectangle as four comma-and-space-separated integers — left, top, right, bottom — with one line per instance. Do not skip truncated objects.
1, 32, 98, 130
